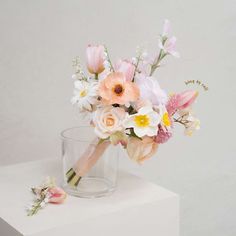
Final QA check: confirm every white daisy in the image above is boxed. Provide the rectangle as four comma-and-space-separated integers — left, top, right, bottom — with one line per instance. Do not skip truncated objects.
71, 80, 98, 111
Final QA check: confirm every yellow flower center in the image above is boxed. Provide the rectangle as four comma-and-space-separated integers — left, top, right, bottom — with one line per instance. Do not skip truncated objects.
134, 115, 150, 127
162, 112, 171, 127
80, 90, 87, 97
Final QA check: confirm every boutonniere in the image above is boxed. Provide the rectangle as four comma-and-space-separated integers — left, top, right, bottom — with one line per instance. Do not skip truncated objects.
27, 177, 67, 216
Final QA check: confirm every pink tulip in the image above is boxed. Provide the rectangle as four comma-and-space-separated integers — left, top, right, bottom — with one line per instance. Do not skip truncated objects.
177, 90, 199, 110
48, 187, 67, 204
115, 60, 135, 81
86, 45, 105, 74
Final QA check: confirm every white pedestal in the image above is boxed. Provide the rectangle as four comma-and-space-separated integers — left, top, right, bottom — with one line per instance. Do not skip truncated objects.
0, 159, 179, 236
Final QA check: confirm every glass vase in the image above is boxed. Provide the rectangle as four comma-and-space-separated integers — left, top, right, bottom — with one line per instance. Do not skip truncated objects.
61, 127, 119, 198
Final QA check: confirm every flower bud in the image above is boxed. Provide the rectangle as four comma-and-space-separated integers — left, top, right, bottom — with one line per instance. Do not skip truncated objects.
48, 187, 67, 204
177, 90, 198, 110
86, 45, 105, 74
115, 60, 135, 81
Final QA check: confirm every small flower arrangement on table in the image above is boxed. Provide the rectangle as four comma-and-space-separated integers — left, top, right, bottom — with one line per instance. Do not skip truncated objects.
27, 177, 66, 216
67, 20, 201, 186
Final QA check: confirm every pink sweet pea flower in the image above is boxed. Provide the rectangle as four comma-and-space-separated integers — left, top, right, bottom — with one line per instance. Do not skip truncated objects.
177, 90, 199, 110
136, 75, 168, 106
162, 19, 170, 36
159, 36, 180, 58
115, 60, 135, 81
48, 187, 67, 204
86, 45, 105, 74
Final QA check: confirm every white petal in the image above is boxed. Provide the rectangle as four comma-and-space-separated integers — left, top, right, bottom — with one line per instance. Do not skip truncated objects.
158, 40, 164, 50
71, 95, 79, 104
123, 117, 135, 128
146, 126, 158, 136
170, 51, 180, 58
138, 106, 153, 115
74, 80, 83, 90
162, 19, 170, 36
94, 127, 109, 139
149, 112, 161, 126
133, 127, 147, 137
83, 99, 92, 111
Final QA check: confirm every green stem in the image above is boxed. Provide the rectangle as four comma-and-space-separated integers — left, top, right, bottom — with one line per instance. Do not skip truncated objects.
173, 117, 190, 127
28, 197, 45, 216
150, 50, 166, 76
133, 53, 142, 82
173, 118, 185, 126
104, 46, 114, 72
149, 36, 169, 76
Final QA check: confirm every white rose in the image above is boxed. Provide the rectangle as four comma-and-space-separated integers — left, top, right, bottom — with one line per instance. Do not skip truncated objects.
93, 106, 127, 139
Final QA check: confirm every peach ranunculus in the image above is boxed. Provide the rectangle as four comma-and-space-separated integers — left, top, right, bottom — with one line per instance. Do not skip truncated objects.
86, 45, 105, 74
127, 136, 158, 164
99, 72, 140, 105
48, 187, 67, 204
115, 60, 135, 81
93, 106, 127, 139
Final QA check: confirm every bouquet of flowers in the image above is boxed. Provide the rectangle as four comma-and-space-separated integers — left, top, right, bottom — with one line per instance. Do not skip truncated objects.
66, 20, 200, 187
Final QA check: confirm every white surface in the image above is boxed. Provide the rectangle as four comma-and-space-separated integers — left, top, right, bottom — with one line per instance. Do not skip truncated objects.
0, 1, 235, 235
0, 159, 179, 236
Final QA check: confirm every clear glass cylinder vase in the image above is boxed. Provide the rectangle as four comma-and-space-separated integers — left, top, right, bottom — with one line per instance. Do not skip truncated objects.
61, 127, 119, 198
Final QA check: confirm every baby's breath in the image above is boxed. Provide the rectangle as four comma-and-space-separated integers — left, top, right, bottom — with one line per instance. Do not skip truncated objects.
103, 46, 114, 72
72, 57, 87, 80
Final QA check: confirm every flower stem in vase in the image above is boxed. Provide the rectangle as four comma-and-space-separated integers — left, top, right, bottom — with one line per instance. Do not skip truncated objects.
66, 168, 81, 186
66, 138, 110, 187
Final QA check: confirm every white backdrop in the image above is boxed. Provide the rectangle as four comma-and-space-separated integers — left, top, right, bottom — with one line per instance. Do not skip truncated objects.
0, 0, 236, 235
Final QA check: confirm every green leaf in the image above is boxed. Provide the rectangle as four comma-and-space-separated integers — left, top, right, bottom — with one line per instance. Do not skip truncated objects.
129, 128, 142, 140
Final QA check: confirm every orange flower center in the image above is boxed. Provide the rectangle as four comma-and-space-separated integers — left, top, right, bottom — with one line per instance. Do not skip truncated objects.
113, 84, 124, 96
105, 117, 115, 127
